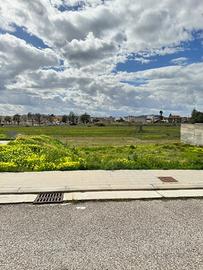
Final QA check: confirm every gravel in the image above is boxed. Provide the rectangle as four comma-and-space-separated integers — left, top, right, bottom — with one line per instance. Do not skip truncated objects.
0, 199, 203, 270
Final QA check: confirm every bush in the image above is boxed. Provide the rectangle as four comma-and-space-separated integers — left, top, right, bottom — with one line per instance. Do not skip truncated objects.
0, 162, 18, 172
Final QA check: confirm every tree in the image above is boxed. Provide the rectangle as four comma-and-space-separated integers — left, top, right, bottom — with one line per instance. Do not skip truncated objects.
80, 113, 91, 124
4, 116, 12, 125
159, 110, 163, 121
35, 113, 42, 126
68, 112, 77, 124
191, 109, 203, 123
62, 115, 68, 123
116, 117, 124, 122
13, 114, 21, 125
27, 112, 34, 126
191, 109, 197, 123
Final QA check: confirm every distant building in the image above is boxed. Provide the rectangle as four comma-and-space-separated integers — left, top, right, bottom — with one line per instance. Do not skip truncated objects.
168, 114, 181, 123
146, 115, 160, 123
123, 116, 146, 123
91, 116, 115, 124
181, 117, 190, 123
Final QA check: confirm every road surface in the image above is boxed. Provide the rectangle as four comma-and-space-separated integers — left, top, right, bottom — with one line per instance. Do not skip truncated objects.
0, 200, 202, 270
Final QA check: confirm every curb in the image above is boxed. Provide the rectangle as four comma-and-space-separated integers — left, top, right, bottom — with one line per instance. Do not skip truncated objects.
0, 189, 203, 204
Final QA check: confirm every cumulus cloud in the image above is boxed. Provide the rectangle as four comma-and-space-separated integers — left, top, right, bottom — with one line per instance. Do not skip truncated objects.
62, 32, 117, 66
0, 0, 203, 115
0, 33, 59, 90
1, 0, 203, 56
4, 62, 203, 115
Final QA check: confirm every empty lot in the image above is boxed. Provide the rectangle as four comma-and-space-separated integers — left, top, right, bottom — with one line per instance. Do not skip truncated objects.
0, 124, 180, 146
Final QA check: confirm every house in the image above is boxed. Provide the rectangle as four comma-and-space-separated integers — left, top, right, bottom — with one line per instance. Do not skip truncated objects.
168, 114, 181, 123
91, 116, 115, 124
146, 115, 160, 123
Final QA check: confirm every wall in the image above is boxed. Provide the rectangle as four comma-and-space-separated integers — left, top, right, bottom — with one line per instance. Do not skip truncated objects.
181, 124, 203, 146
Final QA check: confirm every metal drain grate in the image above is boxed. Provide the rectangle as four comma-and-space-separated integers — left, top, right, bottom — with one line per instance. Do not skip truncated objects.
158, 176, 178, 183
34, 192, 64, 204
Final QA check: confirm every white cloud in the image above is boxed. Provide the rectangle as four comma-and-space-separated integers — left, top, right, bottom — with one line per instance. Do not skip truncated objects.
170, 57, 188, 65
62, 32, 117, 66
0, 0, 203, 115
0, 34, 59, 90
1, 0, 203, 58
3, 62, 202, 116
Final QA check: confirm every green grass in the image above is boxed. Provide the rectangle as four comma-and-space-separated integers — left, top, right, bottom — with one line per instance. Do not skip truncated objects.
0, 124, 180, 146
0, 135, 202, 171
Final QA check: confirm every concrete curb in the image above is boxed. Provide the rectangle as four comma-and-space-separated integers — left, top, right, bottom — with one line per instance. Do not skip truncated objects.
0, 189, 202, 204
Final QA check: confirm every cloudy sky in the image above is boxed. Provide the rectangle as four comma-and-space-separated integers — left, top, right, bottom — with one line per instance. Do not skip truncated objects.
0, 0, 203, 116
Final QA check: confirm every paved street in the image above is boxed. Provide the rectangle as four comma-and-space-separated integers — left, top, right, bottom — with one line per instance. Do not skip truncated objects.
0, 199, 202, 270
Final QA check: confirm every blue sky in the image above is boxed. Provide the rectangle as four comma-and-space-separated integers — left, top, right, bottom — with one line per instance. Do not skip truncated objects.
117, 32, 203, 73
11, 26, 49, 49
0, 0, 203, 116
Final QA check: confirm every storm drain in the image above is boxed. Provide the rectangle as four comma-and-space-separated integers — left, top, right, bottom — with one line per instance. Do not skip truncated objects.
158, 176, 178, 183
34, 192, 64, 204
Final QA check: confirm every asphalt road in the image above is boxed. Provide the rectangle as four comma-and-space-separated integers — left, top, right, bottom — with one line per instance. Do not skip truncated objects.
0, 200, 202, 270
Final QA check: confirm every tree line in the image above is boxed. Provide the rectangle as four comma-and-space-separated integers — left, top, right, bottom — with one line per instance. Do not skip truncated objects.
0, 112, 91, 126
0, 109, 202, 126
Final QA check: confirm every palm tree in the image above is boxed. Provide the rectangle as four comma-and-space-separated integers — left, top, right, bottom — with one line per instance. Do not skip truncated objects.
159, 110, 163, 121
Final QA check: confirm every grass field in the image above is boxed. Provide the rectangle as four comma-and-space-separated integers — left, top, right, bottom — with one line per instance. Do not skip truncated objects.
0, 124, 180, 146
1, 125, 199, 171
0, 135, 202, 171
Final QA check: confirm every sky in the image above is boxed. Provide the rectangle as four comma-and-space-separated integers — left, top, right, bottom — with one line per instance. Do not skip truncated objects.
0, 0, 203, 116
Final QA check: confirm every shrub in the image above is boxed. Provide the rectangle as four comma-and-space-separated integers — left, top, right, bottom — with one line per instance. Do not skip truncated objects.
0, 162, 18, 172
0, 135, 82, 171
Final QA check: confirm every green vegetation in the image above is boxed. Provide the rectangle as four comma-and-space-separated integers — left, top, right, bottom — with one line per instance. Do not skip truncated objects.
0, 124, 180, 145
0, 135, 202, 172
1, 125, 200, 172
0, 136, 82, 172
191, 109, 203, 123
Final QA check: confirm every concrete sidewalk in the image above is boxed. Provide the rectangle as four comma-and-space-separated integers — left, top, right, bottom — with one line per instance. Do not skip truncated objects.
0, 170, 203, 193
0, 170, 202, 203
